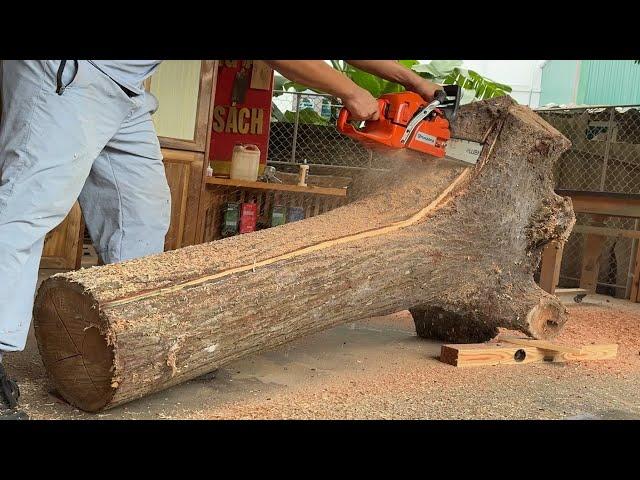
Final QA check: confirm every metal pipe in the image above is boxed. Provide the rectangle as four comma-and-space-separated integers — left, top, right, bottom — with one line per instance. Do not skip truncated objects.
625, 219, 640, 298
599, 108, 615, 191
290, 94, 301, 163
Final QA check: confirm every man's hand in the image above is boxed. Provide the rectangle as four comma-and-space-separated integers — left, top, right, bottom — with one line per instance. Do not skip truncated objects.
406, 76, 444, 102
342, 86, 380, 121
344, 61, 445, 102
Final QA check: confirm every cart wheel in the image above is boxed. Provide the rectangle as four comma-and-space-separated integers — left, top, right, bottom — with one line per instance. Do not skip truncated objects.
574, 294, 586, 303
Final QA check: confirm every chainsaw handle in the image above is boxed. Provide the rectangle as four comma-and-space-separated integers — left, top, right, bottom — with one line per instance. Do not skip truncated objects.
337, 98, 388, 135
433, 89, 447, 104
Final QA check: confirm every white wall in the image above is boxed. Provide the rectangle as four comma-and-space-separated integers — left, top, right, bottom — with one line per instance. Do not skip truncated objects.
310, 60, 546, 107
417, 60, 544, 107
459, 60, 544, 107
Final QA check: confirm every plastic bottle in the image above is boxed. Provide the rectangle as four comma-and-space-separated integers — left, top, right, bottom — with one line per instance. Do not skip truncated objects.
230, 144, 261, 182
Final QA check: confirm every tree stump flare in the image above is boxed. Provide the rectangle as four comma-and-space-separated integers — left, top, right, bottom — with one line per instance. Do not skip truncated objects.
33, 97, 575, 412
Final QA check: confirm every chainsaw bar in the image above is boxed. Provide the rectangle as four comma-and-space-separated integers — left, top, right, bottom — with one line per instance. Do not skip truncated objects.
444, 138, 483, 166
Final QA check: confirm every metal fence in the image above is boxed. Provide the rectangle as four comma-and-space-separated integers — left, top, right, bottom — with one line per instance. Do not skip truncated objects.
534, 105, 640, 298
267, 95, 640, 298
268, 91, 390, 171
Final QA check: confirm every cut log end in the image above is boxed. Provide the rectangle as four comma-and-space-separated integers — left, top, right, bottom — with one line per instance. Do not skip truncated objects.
524, 298, 566, 339
33, 278, 115, 412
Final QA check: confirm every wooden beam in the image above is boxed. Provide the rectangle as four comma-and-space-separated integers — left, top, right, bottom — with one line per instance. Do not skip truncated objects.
205, 176, 348, 197
579, 216, 608, 293
631, 242, 640, 303
556, 189, 640, 219
573, 224, 640, 240
440, 343, 618, 368
497, 335, 582, 354
555, 288, 588, 294
539, 240, 564, 294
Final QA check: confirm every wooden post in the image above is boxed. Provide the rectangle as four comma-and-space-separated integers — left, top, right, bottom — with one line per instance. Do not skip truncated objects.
631, 242, 640, 303
579, 215, 607, 293
539, 240, 564, 294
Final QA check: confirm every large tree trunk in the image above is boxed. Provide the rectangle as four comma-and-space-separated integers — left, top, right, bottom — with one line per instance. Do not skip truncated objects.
33, 97, 575, 412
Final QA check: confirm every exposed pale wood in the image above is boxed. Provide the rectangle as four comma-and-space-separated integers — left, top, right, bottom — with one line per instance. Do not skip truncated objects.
205, 177, 347, 197
539, 240, 564, 294
497, 335, 583, 354
573, 224, 640, 239
40, 202, 84, 270
440, 343, 618, 368
104, 170, 470, 309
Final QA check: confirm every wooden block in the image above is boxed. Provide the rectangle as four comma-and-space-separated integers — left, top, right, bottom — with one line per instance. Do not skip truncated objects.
555, 288, 588, 294
539, 240, 564, 294
631, 243, 640, 303
579, 231, 607, 293
497, 335, 583, 354
440, 343, 617, 368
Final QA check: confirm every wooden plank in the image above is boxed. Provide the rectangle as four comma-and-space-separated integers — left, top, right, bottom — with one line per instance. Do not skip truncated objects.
440, 343, 618, 368
497, 335, 582, 354
555, 288, 588, 294
205, 177, 347, 197
161, 148, 204, 250
556, 190, 640, 219
573, 224, 640, 239
631, 242, 640, 303
193, 60, 219, 246
539, 240, 564, 294
579, 220, 607, 293
41, 202, 84, 270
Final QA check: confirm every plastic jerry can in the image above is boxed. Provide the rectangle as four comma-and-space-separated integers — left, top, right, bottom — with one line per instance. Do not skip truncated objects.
239, 202, 258, 234
271, 205, 287, 227
221, 202, 240, 237
230, 144, 261, 182
287, 206, 305, 223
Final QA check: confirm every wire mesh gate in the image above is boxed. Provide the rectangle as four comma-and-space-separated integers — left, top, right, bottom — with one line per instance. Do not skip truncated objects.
536, 105, 640, 298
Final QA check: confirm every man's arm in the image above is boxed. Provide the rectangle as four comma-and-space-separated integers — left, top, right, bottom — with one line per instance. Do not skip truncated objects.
263, 60, 380, 121
345, 60, 443, 101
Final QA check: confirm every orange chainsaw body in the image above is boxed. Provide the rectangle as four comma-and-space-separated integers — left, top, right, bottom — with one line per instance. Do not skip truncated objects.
336, 91, 451, 158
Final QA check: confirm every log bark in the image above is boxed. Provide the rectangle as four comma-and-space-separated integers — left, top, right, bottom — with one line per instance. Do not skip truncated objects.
33, 97, 575, 412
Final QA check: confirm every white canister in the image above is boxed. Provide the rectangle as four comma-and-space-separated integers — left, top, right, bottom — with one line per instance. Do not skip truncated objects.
297, 164, 309, 186
230, 144, 261, 181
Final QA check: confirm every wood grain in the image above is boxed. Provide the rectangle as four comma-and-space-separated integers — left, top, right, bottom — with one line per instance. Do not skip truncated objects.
40, 202, 84, 270
440, 343, 618, 367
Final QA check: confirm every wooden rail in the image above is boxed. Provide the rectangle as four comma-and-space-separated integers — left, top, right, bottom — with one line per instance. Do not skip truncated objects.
539, 190, 640, 302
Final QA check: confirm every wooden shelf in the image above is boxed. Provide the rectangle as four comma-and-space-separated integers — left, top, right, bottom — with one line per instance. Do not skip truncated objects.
205, 177, 347, 197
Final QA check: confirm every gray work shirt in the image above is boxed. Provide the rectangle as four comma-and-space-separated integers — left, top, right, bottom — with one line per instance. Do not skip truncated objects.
89, 60, 162, 95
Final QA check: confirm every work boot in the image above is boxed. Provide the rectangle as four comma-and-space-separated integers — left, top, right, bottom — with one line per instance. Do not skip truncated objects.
0, 362, 29, 420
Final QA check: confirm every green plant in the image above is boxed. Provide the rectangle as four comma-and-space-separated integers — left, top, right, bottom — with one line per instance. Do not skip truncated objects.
272, 60, 513, 123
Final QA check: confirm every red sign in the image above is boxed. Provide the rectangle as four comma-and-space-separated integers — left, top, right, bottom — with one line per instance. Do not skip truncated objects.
209, 60, 274, 176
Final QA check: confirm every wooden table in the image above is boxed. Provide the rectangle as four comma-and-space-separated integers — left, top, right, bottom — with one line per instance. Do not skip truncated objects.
539, 190, 640, 302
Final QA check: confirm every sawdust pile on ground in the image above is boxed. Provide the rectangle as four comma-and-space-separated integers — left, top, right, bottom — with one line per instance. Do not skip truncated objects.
183, 304, 640, 420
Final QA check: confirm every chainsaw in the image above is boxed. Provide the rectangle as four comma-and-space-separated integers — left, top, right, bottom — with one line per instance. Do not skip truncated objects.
337, 85, 482, 166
